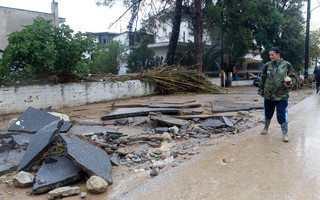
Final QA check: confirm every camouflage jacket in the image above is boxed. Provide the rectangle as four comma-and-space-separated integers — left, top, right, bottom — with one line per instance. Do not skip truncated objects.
258, 59, 296, 101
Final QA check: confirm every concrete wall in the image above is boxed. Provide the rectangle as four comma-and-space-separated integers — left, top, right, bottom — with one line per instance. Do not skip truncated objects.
0, 78, 254, 115
0, 80, 156, 115
208, 78, 254, 87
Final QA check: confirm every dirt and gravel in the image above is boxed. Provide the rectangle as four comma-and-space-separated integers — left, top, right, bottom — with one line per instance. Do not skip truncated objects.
0, 86, 314, 200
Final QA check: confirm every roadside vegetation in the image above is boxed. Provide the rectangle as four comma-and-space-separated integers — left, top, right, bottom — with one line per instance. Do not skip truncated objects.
1, 0, 320, 93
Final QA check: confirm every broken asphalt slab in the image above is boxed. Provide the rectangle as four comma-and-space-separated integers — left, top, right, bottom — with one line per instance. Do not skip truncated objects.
147, 104, 202, 109
17, 120, 63, 171
59, 133, 113, 184
0, 150, 26, 175
69, 125, 119, 136
211, 103, 263, 113
33, 156, 83, 194
8, 107, 61, 133
59, 121, 73, 133
199, 119, 226, 130
150, 115, 190, 129
101, 108, 181, 120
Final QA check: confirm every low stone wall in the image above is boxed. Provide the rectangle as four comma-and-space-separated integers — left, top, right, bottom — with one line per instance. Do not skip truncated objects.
0, 80, 156, 115
208, 78, 253, 87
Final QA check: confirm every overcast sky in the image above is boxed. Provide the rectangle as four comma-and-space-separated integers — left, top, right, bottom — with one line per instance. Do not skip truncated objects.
0, 0, 319, 33
0, 0, 130, 33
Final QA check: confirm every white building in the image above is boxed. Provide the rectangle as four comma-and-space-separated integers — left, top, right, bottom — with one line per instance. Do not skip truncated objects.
0, 2, 65, 51
147, 20, 213, 59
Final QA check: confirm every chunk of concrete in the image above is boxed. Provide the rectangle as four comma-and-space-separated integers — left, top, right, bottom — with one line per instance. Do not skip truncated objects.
13, 171, 34, 188
17, 120, 62, 171
33, 156, 83, 194
0, 150, 25, 175
8, 107, 61, 133
59, 133, 113, 184
48, 186, 80, 200
86, 175, 108, 194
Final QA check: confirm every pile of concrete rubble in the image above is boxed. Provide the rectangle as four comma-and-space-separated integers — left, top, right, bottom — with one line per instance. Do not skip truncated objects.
0, 100, 263, 199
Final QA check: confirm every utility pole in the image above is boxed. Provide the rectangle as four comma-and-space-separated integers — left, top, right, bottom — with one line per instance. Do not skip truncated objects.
304, 0, 311, 79
220, 6, 224, 87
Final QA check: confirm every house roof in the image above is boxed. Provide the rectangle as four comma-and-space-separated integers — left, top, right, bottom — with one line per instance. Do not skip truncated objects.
148, 41, 189, 48
0, 6, 66, 23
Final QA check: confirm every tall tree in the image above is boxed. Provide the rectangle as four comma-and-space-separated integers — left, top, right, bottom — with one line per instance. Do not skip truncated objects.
251, 0, 305, 71
97, 0, 207, 71
193, 0, 203, 72
164, 0, 183, 65
309, 28, 320, 60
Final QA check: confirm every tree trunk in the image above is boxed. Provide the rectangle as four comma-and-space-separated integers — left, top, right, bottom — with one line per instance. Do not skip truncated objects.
194, 0, 203, 72
164, 0, 183, 65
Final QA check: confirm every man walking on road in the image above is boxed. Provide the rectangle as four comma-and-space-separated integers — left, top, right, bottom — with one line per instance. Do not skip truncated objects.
258, 47, 296, 142
313, 66, 320, 93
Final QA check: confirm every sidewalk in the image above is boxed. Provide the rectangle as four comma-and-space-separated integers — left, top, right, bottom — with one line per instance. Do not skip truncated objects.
119, 93, 320, 200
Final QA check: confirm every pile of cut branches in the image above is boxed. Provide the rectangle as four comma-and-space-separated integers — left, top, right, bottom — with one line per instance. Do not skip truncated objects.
124, 68, 226, 95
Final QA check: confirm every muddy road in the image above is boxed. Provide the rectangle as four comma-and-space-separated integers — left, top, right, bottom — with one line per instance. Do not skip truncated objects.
0, 86, 314, 200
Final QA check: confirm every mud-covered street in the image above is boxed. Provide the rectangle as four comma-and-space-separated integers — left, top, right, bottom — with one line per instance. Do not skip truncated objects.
0, 86, 314, 200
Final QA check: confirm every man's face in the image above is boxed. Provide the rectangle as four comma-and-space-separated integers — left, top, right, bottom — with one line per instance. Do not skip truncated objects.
269, 51, 280, 61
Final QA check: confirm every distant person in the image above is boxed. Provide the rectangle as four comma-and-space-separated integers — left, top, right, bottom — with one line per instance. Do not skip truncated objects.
258, 47, 296, 142
313, 66, 320, 93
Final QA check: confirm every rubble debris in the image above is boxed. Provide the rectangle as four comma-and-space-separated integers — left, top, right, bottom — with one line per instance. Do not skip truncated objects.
17, 120, 63, 171
59, 133, 113, 185
101, 108, 181, 120
47, 186, 80, 200
8, 107, 61, 133
86, 175, 108, 194
115, 119, 128, 125
162, 132, 172, 141
110, 153, 121, 166
222, 116, 235, 128
173, 115, 232, 120
81, 192, 87, 199
33, 156, 83, 194
182, 110, 204, 115
13, 171, 34, 188
155, 127, 169, 133
150, 169, 158, 177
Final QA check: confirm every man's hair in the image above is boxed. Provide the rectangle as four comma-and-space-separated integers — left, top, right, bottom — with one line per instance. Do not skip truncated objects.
269, 47, 281, 55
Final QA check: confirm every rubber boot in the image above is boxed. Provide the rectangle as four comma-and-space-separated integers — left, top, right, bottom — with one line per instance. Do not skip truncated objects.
281, 122, 289, 142
261, 119, 271, 135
